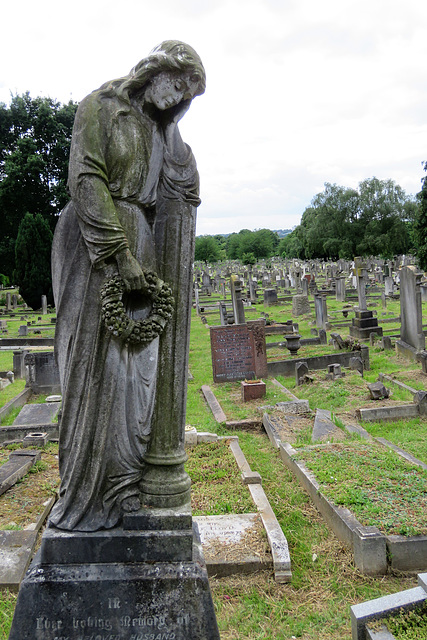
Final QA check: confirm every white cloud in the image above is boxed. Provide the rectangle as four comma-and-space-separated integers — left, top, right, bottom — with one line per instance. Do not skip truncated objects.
1, 0, 426, 235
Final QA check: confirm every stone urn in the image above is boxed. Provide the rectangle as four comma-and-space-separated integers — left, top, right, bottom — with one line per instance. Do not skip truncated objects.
285, 334, 301, 357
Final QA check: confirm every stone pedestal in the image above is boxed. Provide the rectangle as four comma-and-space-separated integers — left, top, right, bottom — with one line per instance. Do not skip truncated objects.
9, 513, 220, 640
349, 310, 383, 340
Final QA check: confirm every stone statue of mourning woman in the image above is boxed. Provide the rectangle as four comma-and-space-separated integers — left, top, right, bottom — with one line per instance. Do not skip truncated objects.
51, 40, 205, 532
9, 42, 220, 640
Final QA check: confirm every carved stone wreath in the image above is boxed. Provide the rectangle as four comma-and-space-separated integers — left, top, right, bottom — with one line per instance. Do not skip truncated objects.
100, 272, 174, 345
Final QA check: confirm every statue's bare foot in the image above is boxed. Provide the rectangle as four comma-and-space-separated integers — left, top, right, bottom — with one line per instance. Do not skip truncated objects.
121, 496, 141, 512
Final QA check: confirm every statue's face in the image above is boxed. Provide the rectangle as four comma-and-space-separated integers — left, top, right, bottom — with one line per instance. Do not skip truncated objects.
145, 71, 199, 110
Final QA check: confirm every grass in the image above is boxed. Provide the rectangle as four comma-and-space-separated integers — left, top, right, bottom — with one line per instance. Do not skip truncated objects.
1, 292, 426, 639
297, 442, 427, 536
0, 379, 26, 413
187, 440, 255, 515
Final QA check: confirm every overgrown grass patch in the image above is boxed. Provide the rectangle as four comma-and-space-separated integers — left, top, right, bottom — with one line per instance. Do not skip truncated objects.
365, 417, 427, 466
187, 440, 254, 515
297, 442, 427, 536
0, 379, 26, 412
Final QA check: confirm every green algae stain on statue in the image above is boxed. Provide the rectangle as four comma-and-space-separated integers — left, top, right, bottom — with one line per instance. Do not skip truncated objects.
51, 41, 205, 531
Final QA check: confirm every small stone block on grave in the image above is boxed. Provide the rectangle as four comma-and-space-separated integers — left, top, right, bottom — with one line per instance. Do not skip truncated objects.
368, 382, 390, 400
417, 351, 427, 373
241, 380, 266, 401
23, 432, 49, 447
241, 470, 262, 485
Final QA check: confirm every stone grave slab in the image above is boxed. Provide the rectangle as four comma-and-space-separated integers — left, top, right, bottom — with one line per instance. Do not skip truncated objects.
0, 450, 41, 496
12, 402, 60, 425
0, 530, 38, 592
194, 513, 271, 576
312, 408, 344, 442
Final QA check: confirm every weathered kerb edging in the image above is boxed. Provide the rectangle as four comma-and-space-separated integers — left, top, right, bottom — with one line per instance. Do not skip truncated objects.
188, 431, 292, 583
279, 442, 427, 574
350, 573, 427, 640
267, 346, 369, 377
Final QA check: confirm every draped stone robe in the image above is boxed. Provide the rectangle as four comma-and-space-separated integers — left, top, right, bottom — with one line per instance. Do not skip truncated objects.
50, 88, 200, 531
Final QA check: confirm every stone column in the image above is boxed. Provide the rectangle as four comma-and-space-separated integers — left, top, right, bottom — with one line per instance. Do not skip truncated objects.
41, 295, 48, 315
354, 257, 367, 311
139, 198, 197, 508
314, 294, 328, 329
229, 274, 246, 324
336, 277, 346, 302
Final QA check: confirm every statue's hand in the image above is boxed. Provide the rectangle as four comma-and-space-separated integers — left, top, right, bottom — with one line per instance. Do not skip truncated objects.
115, 248, 148, 292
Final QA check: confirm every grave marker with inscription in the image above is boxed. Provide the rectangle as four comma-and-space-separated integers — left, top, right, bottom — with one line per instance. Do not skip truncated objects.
210, 320, 267, 383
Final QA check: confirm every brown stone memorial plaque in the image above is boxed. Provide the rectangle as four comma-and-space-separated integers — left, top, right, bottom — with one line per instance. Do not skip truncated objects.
210, 325, 256, 382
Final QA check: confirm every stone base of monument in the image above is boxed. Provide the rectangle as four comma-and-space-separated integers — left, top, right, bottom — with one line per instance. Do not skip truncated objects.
9, 516, 220, 640
349, 310, 383, 340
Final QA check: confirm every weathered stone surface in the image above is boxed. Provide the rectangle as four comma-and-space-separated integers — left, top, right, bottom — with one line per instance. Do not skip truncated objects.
0, 530, 38, 592
9, 528, 220, 640
210, 324, 256, 382
194, 513, 271, 576
292, 294, 310, 316
241, 380, 266, 401
12, 402, 60, 425
368, 382, 390, 400
312, 408, 340, 442
0, 450, 41, 496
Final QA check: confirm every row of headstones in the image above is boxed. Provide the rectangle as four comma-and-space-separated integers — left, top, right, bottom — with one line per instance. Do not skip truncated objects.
3, 294, 49, 314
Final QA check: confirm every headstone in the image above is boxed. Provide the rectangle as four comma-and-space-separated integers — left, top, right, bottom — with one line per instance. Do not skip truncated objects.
292, 294, 310, 316
264, 288, 278, 306
24, 351, 60, 394
12, 294, 18, 309
349, 356, 364, 376
41, 295, 48, 315
381, 336, 392, 350
5, 292, 11, 311
398, 266, 425, 351
18, 325, 28, 337
314, 294, 328, 329
295, 361, 309, 385
210, 325, 256, 383
13, 350, 28, 379
336, 277, 346, 302
384, 276, 394, 296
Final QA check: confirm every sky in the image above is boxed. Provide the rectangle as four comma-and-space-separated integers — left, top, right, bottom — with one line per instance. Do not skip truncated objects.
2, 0, 427, 236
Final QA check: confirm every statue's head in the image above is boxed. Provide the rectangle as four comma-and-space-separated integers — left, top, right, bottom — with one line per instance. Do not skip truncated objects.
105, 41, 205, 106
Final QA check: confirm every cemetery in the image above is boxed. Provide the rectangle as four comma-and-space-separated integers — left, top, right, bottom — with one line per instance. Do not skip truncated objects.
0, 252, 427, 639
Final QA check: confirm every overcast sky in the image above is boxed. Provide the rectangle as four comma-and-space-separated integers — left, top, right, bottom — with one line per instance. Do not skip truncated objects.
2, 0, 427, 235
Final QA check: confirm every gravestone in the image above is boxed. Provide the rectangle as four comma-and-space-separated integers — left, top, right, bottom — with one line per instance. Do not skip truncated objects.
5, 292, 11, 311
41, 295, 48, 315
314, 294, 327, 329
264, 288, 278, 306
24, 351, 60, 394
336, 277, 346, 302
210, 319, 267, 382
396, 266, 425, 353
349, 257, 383, 340
292, 294, 310, 316
295, 361, 309, 385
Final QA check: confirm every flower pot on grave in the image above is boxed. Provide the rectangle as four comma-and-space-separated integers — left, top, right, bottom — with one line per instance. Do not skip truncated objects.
241, 380, 266, 402
285, 334, 301, 357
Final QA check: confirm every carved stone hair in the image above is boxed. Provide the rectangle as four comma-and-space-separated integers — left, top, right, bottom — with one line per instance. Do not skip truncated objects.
99, 40, 206, 104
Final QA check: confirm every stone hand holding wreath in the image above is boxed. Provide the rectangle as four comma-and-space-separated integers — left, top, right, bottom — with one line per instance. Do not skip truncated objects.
101, 247, 174, 345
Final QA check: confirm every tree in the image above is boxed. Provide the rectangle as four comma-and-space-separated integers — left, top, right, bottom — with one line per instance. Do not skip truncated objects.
413, 162, 427, 271
286, 178, 415, 260
0, 93, 78, 277
225, 229, 279, 260
194, 235, 221, 263
14, 213, 54, 309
